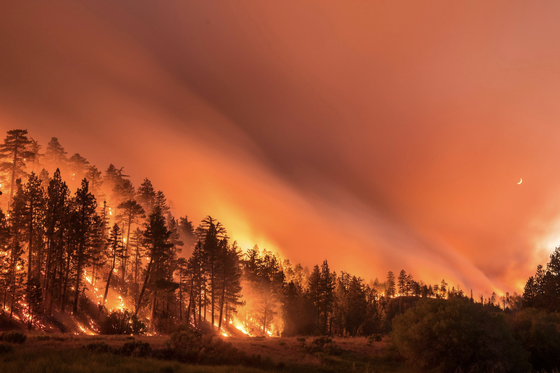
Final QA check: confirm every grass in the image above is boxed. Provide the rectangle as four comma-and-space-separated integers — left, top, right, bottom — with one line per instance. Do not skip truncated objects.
0, 334, 408, 373
0, 347, 270, 373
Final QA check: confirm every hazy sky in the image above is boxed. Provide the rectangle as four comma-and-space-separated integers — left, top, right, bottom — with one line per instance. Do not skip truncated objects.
2, 1, 560, 294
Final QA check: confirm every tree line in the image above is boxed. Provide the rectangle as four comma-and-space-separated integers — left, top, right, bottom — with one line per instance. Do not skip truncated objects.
0, 128, 527, 336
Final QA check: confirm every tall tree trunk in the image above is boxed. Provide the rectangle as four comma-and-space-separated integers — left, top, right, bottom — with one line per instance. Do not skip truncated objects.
73, 243, 84, 315
134, 256, 153, 317
27, 207, 33, 284
218, 262, 227, 330
103, 261, 115, 306
210, 264, 215, 329
122, 213, 132, 282
8, 146, 18, 208
60, 253, 70, 313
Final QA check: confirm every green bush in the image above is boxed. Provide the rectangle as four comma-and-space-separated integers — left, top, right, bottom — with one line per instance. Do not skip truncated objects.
0, 331, 27, 344
391, 298, 530, 373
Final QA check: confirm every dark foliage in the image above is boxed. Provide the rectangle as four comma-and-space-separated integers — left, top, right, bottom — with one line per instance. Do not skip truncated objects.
303, 336, 343, 355
0, 342, 14, 354
0, 331, 26, 344
508, 308, 560, 371
99, 309, 146, 335
391, 298, 530, 373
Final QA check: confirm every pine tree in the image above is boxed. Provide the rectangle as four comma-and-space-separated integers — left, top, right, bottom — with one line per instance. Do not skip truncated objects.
440, 279, 448, 299
179, 216, 196, 252
0, 129, 35, 206
42, 169, 70, 314
216, 241, 244, 330
135, 205, 174, 331
7, 181, 27, 320
22, 172, 45, 283
116, 200, 145, 282
319, 260, 335, 334
186, 241, 206, 327
71, 178, 97, 315
386, 271, 396, 297
136, 178, 156, 214
43, 137, 67, 172
397, 270, 407, 296
196, 216, 227, 329
0, 209, 12, 313
103, 223, 123, 306
68, 153, 89, 184
85, 165, 103, 196
346, 276, 367, 336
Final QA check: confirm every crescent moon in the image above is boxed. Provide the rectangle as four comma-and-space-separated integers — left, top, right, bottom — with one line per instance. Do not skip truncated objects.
517, 178, 522, 185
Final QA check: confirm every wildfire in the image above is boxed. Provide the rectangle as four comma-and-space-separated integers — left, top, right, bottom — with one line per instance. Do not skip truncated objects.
231, 317, 252, 336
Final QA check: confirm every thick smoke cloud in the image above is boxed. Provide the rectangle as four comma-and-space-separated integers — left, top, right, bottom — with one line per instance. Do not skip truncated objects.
2, 1, 560, 293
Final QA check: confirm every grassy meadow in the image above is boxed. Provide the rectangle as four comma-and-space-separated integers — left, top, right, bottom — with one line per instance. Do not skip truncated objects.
0, 333, 406, 373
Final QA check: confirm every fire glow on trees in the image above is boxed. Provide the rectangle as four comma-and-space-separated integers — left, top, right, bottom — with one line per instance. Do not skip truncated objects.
0, 129, 526, 336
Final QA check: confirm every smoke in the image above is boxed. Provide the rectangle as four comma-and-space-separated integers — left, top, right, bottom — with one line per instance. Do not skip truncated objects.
2, 1, 560, 293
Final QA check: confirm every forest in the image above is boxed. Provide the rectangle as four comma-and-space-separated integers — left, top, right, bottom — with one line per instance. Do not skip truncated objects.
2, 128, 560, 372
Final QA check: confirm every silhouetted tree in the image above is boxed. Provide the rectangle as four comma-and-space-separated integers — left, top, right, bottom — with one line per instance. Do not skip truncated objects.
386, 271, 396, 297
71, 178, 97, 315
0, 129, 35, 205
103, 223, 123, 306
116, 200, 145, 282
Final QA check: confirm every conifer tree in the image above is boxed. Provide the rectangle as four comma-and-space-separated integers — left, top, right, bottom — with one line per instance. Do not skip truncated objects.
0, 129, 35, 205
7, 181, 27, 320
217, 241, 244, 330
68, 153, 89, 184
22, 172, 45, 283
43, 169, 70, 314
397, 270, 406, 296
135, 205, 174, 330
196, 216, 228, 329
85, 165, 103, 196
71, 178, 97, 315
103, 223, 123, 305
116, 200, 145, 282
386, 271, 396, 297
0, 209, 12, 313
136, 178, 156, 214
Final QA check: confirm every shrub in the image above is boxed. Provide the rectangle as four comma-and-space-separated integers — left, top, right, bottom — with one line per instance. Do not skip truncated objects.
85, 341, 112, 353
0, 331, 26, 344
0, 342, 14, 354
391, 298, 530, 373
119, 340, 152, 357
99, 309, 146, 335
304, 336, 343, 355
161, 329, 269, 367
508, 308, 560, 371
367, 334, 382, 345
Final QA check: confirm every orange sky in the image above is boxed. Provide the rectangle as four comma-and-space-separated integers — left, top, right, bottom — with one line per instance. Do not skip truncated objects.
2, 1, 560, 294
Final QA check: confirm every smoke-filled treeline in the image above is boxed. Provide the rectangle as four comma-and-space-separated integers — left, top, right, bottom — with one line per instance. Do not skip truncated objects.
0, 129, 524, 336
